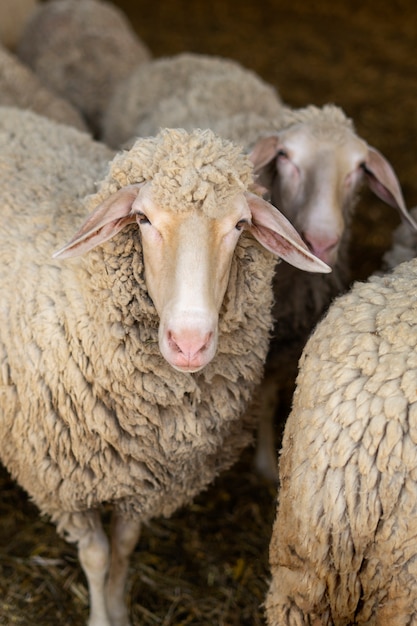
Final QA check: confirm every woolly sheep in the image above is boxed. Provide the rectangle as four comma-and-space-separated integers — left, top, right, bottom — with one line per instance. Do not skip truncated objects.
249, 103, 417, 480
266, 255, 417, 625
18, 0, 151, 135
0, 43, 88, 131
0, 107, 329, 626
0, 0, 38, 50
100, 53, 415, 480
102, 51, 283, 148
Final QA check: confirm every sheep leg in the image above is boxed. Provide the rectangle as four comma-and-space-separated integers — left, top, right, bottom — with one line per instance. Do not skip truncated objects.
253, 382, 280, 482
75, 511, 112, 626
106, 512, 141, 626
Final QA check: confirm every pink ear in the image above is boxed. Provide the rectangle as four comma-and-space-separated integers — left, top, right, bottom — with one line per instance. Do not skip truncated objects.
364, 147, 417, 230
248, 135, 280, 173
53, 183, 145, 259
245, 192, 331, 273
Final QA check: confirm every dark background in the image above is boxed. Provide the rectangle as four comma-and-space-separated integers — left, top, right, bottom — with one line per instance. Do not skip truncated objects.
1, 1, 417, 624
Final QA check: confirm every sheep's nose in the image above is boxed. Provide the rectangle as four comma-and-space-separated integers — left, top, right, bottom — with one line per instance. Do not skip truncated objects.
302, 233, 340, 265
167, 329, 214, 371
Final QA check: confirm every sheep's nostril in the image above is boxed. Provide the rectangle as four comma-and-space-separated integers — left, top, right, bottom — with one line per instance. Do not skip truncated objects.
168, 330, 213, 359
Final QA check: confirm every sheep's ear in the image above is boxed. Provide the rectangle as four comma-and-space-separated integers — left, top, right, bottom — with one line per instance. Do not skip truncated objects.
248, 135, 280, 173
53, 183, 144, 259
363, 147, 417, 231
245, 192, 331, 274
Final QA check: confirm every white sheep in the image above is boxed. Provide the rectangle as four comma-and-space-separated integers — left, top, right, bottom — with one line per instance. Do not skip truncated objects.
0, 106, 329, 626
249, 103, 417, 480
102, 51, 283, 149
266, 254, 417, 625
17, 0, 151, 135
100, 52, 416, 480
0, 43, 88, 131
0, 0, 38, 50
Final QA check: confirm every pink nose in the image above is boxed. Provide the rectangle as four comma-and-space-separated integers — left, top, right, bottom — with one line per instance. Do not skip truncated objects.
167, 329, 213, 369
302, 233, 339, 264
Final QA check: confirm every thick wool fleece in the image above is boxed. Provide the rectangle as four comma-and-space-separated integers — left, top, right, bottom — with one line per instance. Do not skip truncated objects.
89, 127, 253, 217
0, 108, 275, 530
0, 44, 87, 131
278, 103, 355, 138
18, 0, 151, 134
266, 258, 417, 625
102, 52, 283, 148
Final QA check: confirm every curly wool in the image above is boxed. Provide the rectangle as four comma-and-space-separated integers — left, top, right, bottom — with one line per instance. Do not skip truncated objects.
278, 103, 355, 141
266, 258, 417, 625
88, 127, 254, 218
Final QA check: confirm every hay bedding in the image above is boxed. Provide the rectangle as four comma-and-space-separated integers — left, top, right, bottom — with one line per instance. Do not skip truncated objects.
2, 0, 417, 623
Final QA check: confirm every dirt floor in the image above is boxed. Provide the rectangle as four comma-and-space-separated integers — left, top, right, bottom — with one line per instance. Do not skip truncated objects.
1, 1, 417, 624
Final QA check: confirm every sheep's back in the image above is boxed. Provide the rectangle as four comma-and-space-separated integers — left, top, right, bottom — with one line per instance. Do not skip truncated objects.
267, 259, 417, 623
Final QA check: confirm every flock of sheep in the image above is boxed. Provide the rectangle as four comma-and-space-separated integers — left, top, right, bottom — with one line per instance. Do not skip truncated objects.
1, 0, 417, 625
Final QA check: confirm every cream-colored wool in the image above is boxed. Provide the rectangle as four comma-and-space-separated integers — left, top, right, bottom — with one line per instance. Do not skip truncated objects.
90, 127, 253, 218
266, 258, 417, 625
0, 107, 275, 529
18, 0, 151, 135
102, 52, 283, 148
0, 44, 88, 131
0, 0, 37, 49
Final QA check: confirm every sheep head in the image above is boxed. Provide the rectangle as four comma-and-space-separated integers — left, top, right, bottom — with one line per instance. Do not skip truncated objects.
54, 128, 329, 373
249, 105, 417, 266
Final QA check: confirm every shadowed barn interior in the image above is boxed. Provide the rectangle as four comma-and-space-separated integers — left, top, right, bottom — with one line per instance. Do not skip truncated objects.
0, 1, 417, 624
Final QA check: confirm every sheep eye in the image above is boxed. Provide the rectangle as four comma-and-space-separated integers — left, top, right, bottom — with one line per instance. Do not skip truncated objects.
235, 219, 248, 231
276, 149, 288, 159
136, 212, 151, 225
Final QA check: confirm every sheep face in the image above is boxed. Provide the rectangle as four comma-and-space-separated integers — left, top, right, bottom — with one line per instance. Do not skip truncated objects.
54, 181, 329, 373
250, 117, 413, 267
136, 184, 251, 372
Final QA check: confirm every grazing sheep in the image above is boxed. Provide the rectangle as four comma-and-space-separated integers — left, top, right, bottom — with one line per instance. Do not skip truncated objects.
102, 51, 283, 148
0, 0, 38, 49
18, 0, 151, 135
0, 43, 88, 131
266, 255, 417, 625
0, 107, 329, 626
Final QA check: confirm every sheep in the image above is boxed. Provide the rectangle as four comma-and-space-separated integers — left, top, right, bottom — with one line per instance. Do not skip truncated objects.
249, 103, 417, 480
0, 0, 38, 50
100, 52, 416, 480
265, 254, 417, 625
0, 43, 88, 132
18, 0, 152, 136
0, 106, 329, 626
102, 51, 284, 149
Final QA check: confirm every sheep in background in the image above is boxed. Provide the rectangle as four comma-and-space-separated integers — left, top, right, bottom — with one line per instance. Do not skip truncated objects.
249, 103, 417, 480
0, 0, 38, 50
18, 0, 151, 135
102, 52, 283, 149
0, 107, 329, 626
265, 250, 417, 625
0, 44, 88, 132
102, 52, 417, 480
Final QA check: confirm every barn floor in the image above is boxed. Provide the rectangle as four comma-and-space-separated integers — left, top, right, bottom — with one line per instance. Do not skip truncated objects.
1, 1, 417, 624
